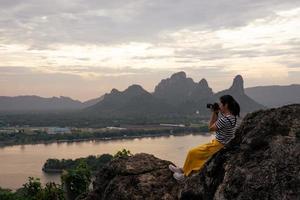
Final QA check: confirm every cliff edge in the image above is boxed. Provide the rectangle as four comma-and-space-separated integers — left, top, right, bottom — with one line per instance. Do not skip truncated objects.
86, 104, 300, 200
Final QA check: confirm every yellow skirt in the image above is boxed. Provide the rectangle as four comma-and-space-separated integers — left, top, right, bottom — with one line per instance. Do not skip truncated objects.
182, 139, 224, 176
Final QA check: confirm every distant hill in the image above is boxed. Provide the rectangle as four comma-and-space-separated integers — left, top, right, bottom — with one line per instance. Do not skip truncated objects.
0, 96, 84, 112
85, 84, 175, 117
245, 85, 300, 107
82, 95, 104, 107
0, 94, 105, 112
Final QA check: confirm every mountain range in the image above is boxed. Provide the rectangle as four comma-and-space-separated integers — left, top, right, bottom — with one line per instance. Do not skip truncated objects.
0, 72, 299, 117
85, 72, 265, 117
0, 95, 104, 112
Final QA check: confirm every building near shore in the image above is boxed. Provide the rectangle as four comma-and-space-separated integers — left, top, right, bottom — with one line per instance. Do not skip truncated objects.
46, 127, 71, 134
106, 126, 127, 130
0, 128, 19, 134
159, 124, 185, 127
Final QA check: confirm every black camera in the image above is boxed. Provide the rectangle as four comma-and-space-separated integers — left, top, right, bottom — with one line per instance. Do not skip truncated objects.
206, 103, 220, 111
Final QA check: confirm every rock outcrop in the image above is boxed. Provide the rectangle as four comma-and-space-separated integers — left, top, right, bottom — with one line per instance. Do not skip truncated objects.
86, 104, 299, 200
180, 104, 300, 200
85, 153, 181, 200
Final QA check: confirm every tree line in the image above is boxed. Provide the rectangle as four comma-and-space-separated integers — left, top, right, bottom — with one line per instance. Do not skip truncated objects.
0, 126, 208, 147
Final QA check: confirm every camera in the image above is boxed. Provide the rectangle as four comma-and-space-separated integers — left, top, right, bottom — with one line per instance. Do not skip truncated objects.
206, 103, 220, 112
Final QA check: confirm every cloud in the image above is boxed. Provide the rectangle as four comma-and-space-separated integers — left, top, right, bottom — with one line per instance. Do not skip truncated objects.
1, 1, 300, 100
1, 0, 300, 47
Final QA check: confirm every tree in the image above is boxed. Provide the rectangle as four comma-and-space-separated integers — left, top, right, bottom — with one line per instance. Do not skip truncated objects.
39, 182, 65, 200
0, 187, 18, 200
22, 177, 42, 199
61, 161, 91, 200
12, 177, 65, 200
113, 148, 133, 159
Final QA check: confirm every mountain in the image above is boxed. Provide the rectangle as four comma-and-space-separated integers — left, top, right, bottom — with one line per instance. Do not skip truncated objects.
190, 78, 214, 100
0, 95, 84, 112
245, 84, 300, 107
85, 84, 174, 117
0, 94, 105, 112
176, 78, 215, 115
153, 71, 198, 105
215, 75, 265, 113
85, 104, 300, 200
83, 95, 105, 107
151, 71, 215, 115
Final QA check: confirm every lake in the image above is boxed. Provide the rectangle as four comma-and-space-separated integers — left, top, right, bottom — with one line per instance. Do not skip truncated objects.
0, 133, 215, 190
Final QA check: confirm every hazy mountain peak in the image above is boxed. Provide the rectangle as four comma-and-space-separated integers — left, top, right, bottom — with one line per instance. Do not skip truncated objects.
110, 88, 120, 94
126, 84, 144, 91
153, 71, 197, 105
58, 96, 73, 100
230, 75, 244, 93
198, 78, 209, 88
124, 84, 148, 95
170, 71, 186, 80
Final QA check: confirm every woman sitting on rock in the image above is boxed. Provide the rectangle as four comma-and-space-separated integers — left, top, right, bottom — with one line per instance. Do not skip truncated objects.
169, 94, 240, 181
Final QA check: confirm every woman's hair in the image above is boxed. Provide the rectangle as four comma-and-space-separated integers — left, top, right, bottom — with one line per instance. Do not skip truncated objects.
220, 95, 240, 117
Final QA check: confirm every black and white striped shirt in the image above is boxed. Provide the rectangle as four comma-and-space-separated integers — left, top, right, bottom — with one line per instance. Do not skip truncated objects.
215, 113, 238, 145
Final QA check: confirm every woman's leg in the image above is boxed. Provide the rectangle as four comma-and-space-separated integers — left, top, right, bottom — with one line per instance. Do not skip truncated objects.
182, 139, 224, 176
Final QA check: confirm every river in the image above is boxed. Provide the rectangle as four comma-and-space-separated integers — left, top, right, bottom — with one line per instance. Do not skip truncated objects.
0, 133, 215, 190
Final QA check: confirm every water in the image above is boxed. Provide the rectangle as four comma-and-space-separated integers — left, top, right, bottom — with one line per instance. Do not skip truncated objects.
0, 133, 215, 190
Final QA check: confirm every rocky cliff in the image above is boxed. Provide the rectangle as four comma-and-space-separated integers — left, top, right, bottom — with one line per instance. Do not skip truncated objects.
85, 104, 300, 200
85, 153, 181, 200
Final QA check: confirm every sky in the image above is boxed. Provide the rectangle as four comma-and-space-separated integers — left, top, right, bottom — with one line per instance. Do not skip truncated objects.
0, 0, 300, 101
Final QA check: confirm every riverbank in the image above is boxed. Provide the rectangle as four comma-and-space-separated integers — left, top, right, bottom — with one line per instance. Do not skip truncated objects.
0, 126, 209, 148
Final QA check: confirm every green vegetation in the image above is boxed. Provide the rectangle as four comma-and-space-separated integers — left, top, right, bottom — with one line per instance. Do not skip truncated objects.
0, 148, 133, 200
113, 148, 133, 159
0, 177, 64, 200
43, 149, 134, 173
43, 154, 113, 173
61, 162, 91, 200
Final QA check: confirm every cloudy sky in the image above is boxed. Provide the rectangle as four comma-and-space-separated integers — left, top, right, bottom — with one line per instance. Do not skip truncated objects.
0, 0, 300, 101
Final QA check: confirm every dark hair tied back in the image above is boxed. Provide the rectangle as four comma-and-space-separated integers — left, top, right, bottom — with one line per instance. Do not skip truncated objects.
220, 95, 240, 117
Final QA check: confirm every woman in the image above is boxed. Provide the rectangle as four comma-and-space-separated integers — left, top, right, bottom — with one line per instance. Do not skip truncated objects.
169, 94, 240, 181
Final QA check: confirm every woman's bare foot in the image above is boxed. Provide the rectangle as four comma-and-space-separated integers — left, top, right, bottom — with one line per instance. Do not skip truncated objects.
173, 172, 185, 181
168, 164, 183, 173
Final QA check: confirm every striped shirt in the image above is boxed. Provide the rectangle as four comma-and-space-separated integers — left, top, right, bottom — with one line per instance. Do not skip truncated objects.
215, 113, 238, 145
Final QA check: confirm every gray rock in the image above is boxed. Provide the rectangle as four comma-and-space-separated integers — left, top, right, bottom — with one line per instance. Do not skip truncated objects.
85, 153, 182, 200
180, 104, 300, 200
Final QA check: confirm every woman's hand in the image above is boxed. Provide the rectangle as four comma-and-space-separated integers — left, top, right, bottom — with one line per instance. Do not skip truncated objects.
211, 108, 219, 115
208, 111, 218, 132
